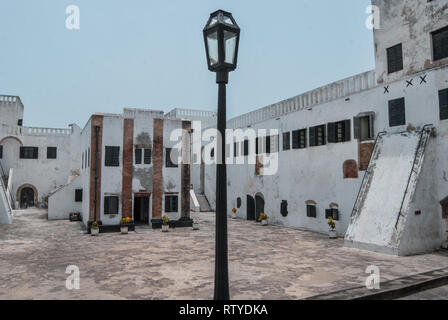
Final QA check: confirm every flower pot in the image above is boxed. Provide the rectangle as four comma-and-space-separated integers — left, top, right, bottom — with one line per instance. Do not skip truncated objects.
261, 220, 268, 226
329, 230, 337, 239
232, 213, 237, 219
120, 226, 128, 234
192, 223, 199, 230
91, 228, 99, 236
162, 224, 169, 232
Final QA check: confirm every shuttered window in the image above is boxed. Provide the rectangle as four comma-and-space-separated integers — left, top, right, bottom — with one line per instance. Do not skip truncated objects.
0, 145, 2, 159
292, 129, 307, 149
439, 88, 448, 121
265, 136, 271, 154
306, 205, 316, 218
20, 147, 38, 159
75, 189, 83, 202
104, 196, 119, 215
387, 43, 403, 74
354, 113, 375, 141
166, 148, 178, 167
388, 98, 406, 127
243, 139, 249, 156
47, 147, 57, 159
282, 132, 290, 151
165, 195, 178, 212
280, 200, 288, 217
328, 120, 351, 143
144, 149, 152, 164
309, 125, 326, 147
135, 148, 142, 164
326, 209, 339, 221
105, 146, 120, 167
432, 26, 448, 61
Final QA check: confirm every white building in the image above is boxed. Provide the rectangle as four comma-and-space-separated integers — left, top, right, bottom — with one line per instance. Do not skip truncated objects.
199, 0, 448, 255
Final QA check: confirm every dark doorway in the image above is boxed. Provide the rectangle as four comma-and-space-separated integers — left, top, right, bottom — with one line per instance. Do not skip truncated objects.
255, 193, 265, 222
247, 195, 255, 221
134, 196, 150, 225
20, 187, 34, 208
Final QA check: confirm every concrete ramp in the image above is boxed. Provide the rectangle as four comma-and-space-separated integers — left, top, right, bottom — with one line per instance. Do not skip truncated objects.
0, 175, 13, 224
345, 128, 440, 255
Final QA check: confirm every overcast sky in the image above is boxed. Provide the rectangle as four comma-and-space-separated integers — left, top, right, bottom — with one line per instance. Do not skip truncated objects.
0, 0, 374, 128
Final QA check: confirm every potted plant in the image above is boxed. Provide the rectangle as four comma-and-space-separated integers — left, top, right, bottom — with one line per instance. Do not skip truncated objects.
91, 221, 99, 236
231, 207, 237, 219
259, 212, 268, 226
120, 217, 131, 234
162, 214, 170, 232
328, 217, 337, 239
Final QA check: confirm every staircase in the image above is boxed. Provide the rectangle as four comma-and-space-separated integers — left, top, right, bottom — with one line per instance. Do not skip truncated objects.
345, 127, 434, 255
0, 169, 13, 224
196, 194, 212, 212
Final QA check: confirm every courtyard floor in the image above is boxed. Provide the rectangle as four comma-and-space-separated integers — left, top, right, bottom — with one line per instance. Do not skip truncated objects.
1, 208, 448, 300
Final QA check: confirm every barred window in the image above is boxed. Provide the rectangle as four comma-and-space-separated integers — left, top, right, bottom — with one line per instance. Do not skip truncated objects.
165, 195, 178, 212
104, 196, 119, 215
105, 146, 120, 167
432, 26, 448, 61
387, 43, 403, 74
388, 98, 406, 127
47, 147, 57, 159
20, 147, 38, 159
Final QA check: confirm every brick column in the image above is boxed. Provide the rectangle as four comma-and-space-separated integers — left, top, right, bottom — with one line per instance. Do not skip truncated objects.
122, 118, 134, 219
89, 115, 103, 222
181, 121, 191, 219
151, 118, 164, 224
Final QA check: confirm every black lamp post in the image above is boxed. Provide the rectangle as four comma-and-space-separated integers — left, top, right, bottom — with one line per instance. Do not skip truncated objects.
203, 10, 240, 300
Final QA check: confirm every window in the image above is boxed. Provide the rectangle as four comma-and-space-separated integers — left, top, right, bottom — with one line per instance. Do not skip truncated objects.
237, 197, 242, 208
354, 113, 375, 141
105, 146, 120, 167
88, 148, 90, 167
82, 151, 84, 169
144, 149, 152, 164
432, 26, 448, 61
309, 125, 326, 147
265, 136, 271, 154
104, 196, 119, 215
282, 132, 290, 151
20, 147, 38, 159
243, 139, 249, 156
328, 120, 351, 143
307, 205, 316, 218
165, 195, 178, 212
47, 147, 57, 159
292, 129, 307, 149
281, 200, 288, 217
18, 119, 23, 126
135, 148, 142, 164
256, 137, 260, 155
0, 145, 2, 159
439, 88, 448, 120
387, 43, 403, 74
166, 148, 178, 168
326, 208, 339, 221
388, 98, 406, 127
75, 189, 83, 202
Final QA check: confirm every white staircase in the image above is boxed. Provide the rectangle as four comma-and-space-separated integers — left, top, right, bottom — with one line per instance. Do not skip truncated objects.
196, 194, 212, 212
0, 171, 13, 224
345, 127, 436, 255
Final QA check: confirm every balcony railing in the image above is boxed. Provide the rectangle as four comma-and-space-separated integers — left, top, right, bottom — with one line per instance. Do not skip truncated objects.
21, 126, 72, 136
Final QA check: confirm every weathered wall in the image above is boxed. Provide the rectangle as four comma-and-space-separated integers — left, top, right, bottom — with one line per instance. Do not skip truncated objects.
48, 176, 82, 220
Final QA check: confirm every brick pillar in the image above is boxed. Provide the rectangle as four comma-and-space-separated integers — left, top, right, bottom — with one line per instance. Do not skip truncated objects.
89, 115, 103, 222
151, 118, 164, 223
122, 118, 134, 219
181, 121, 191, 219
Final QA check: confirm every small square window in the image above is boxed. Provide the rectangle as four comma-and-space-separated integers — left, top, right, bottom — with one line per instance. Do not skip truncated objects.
20, 147, 38, 159
432, 26, 448, 61
387, 43, 403, 74
75, 189, 83, 202
388, 98, 406, 127
166, 148, 178, 168
292, 129, 307, 149
165, 195, 178, 212
104, 196, 119, 215
47, 147, 57, 159
307, 205, 316, 218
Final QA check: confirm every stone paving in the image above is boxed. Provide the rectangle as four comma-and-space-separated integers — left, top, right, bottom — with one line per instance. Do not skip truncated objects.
1, 208, 448, 300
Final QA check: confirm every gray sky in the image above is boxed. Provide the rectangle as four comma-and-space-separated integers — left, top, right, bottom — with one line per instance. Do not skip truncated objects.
0, 0, 374, 128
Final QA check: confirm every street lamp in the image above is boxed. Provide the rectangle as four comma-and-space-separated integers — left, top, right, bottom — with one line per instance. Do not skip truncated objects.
203, 10, 240, 300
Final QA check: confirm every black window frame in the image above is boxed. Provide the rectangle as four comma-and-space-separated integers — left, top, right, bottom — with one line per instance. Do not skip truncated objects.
327, 120, 351, 143
135, 148, 142, 165
75, 189, 83, 202
105, 146, 120, 167
20, 146, 38, 159
104, 196, 119, 215
165, 195, 178, 213
432, 25, 448, 62
243, 139, 249, 156
144, 148, 152, 165
47, 147, 57, 159
0, 145, 2, 159
388, 97, 406, 127
166, 148, 179, 168
292, 129, 307, 149
309, 125, 326, 147
306, 205, 317, 218
439, 88, 448, 121
354, 113, 375, 141
282, 132, 290, 151
387, 43, 403, 74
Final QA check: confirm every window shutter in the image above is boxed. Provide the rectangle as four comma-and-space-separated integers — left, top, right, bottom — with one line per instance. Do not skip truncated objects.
0, 145, 2, 159
307, 205, 316, 218
244, 140, 249, 156
327, 122, 336, 143
309, 127, 316, 147
387, 44, 403, 73
283, 132, 290, 150
281, 200, 288, 217
265, 136, 271, 154
354, 117, 361, 140
388, 98, 406, 127
144, 149, 151, 164
368, 115, 375, 139
432, 26, 448, 61
234, 142, 237, 157
33, 147, 38, 159
292, 130, 299, 149
344, 120, 351, 142
135, 149, 142, 164
104, 197, 109, 215
325, 209, 332, 219
439, 89, 448, 120
255, 137, 259, 155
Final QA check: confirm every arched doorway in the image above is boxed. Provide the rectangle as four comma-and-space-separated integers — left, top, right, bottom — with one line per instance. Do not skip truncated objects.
17, 184, 38, 209
255, 193, 265, 222
246, 195, 255, 221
